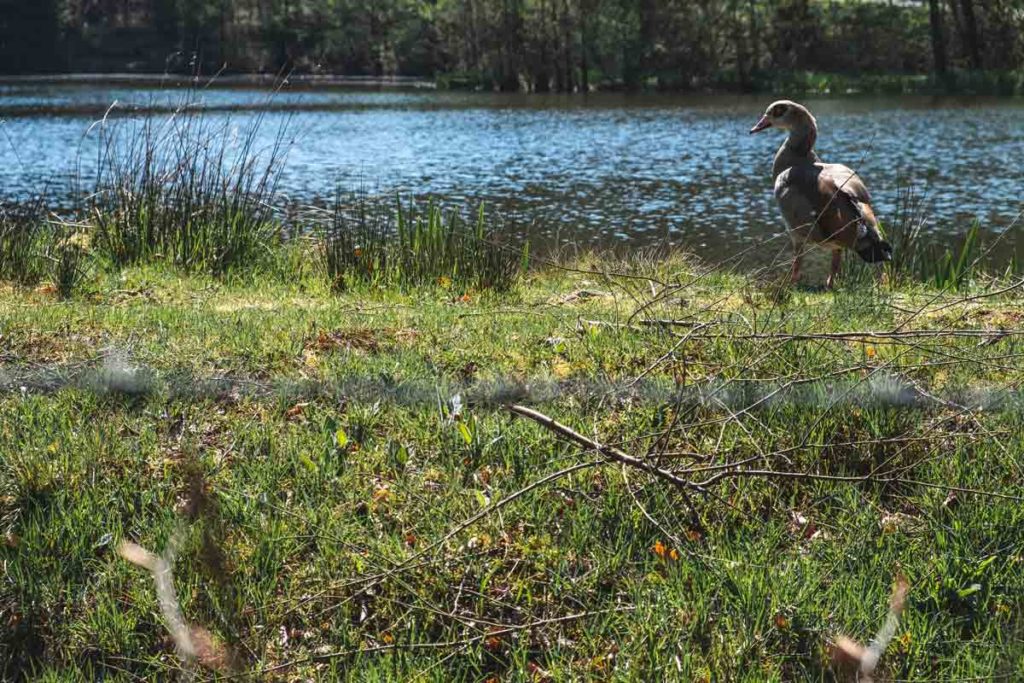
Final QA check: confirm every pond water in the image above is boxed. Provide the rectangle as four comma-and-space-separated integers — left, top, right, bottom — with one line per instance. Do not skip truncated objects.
1, 81, 1022, 262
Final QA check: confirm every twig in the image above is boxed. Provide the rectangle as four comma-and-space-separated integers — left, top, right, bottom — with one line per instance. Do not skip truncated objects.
507, 404, 706, 493
250, 607, 634, 677
692, 329, 1024, 342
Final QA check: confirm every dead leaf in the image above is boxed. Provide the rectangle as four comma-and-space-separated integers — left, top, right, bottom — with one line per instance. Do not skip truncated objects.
307, 328, 380, 354
284, 402, 308, 421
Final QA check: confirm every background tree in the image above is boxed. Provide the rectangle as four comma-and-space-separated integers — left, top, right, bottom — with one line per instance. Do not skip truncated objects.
0, 0, 1020, 89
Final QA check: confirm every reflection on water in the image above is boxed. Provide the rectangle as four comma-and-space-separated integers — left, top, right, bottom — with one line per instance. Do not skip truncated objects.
0, 82, 1022, 261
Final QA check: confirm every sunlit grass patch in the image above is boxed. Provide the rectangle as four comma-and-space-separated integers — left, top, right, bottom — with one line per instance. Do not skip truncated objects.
3, 255, 1024, 680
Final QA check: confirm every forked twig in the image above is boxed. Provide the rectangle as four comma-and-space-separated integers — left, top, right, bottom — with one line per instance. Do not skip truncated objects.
507, 404, 705, 493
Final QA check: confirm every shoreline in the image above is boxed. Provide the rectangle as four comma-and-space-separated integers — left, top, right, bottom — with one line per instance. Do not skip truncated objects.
2, 70, 1023, 96
0, 72, 437, 90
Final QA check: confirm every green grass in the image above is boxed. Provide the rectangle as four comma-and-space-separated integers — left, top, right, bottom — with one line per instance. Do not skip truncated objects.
3, 250, 1024, 680
322, 196, 527, 293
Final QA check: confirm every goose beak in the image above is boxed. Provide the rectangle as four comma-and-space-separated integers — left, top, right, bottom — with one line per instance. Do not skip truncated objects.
749, 115, 772, 134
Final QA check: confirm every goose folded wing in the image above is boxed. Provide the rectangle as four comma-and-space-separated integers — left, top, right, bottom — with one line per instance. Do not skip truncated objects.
778, 163, 876, 249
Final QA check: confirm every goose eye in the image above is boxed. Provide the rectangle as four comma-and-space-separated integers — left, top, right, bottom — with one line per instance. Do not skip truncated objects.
771, 105, 786, 117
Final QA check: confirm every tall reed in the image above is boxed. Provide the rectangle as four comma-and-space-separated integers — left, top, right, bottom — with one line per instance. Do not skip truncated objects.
322, 193, 393, 290
882, 184, 1006, 290
90, 96, 287, 275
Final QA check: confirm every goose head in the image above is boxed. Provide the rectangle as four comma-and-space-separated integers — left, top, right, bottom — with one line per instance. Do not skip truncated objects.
749, 100, 816, 135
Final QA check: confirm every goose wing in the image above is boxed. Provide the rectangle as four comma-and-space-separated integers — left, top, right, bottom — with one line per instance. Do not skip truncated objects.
774, 162, 878, 249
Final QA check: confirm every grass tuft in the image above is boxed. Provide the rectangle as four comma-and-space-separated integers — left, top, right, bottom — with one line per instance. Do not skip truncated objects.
90, 102, 286, 275
0, 199, 46, 286
321, 194, 528, 293
881, 184, 1014, 290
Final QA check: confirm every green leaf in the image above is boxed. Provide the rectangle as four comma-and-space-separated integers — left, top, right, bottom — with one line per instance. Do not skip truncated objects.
389, 441, 409, 470
335, 427, 349, 449
457, 421, 473, 446
957, 583, 982, 599
299, 453, 319, 473
976, 555, 998, 574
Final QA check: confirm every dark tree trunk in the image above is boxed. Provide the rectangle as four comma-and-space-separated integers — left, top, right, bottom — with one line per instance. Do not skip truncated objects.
959, 0, 982, 68
733, 0, 750, 89
562, 0, 574, 91
928, 0, 948, 75
639, 0, 657, 82
499, 0, 522, 91
578, 0, 591, 92
748, 0, 760, 76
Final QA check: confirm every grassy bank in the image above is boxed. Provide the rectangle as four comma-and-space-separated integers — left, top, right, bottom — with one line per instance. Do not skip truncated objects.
726, 69, 1024, 96
3, 250, 1024, 680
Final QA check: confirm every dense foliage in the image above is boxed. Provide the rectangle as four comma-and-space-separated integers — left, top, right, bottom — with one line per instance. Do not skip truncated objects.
1, 0, 1022, 90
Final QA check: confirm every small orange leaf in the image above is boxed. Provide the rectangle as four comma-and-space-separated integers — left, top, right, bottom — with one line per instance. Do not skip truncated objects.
284, 402, 308, 421
668, 548, 680, 561
652, 540, 666, 558
381, 632, 394, 644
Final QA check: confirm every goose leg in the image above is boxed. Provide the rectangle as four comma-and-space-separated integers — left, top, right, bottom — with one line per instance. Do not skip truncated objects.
790, 253, 803, 284
826, 250, 842, 289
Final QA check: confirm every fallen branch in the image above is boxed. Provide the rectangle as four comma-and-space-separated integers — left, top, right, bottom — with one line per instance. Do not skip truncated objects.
507, 407, 1024, 502
694, 329, 1024, 343
507, 404, 705, 493
580, 318, 702, 331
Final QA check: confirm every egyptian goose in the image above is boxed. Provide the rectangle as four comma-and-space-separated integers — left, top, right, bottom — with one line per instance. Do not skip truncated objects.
750, 101, 892, 287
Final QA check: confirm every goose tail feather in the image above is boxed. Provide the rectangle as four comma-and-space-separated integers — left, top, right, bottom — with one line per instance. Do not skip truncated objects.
850, 200, 893, 263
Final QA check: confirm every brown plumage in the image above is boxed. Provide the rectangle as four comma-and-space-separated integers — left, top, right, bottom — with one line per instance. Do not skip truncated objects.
750, 100, 891, 287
